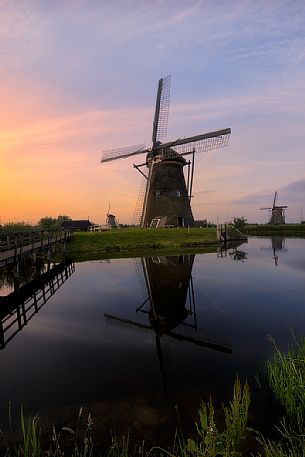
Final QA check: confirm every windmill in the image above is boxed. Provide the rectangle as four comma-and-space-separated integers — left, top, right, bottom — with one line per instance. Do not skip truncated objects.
105, 255, 231, 393
260, 192, 288, 225
101, 75, 231, 228
106, 204, 118, 228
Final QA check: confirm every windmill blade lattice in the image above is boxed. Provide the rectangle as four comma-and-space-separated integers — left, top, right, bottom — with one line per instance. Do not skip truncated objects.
132, 178, 147, 226
171, 132, 230, 157
156, 128, 231, 159
169, 323, 232, 354
152, 75, 171, 145
101, 143, 147, 163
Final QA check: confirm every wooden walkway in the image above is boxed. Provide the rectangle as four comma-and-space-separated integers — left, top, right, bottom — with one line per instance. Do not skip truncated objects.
0, 229, 71, 265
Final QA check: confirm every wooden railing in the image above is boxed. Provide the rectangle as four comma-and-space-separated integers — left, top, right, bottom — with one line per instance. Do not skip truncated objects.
0, 229, 71, 265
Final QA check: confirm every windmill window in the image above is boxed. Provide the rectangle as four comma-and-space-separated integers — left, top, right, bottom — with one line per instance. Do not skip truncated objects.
156, 190, 160, 198
177, 190, 181, 197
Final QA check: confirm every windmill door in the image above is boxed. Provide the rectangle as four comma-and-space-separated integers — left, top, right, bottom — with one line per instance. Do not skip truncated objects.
177, 216, 184, 227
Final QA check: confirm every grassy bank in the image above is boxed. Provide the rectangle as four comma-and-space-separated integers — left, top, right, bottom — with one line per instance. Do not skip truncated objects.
243, 224, 305, 237
64, 227, 219, 260
64, 225, 305, 261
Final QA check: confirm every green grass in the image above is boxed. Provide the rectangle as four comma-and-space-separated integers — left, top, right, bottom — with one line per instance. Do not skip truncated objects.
266, 336, 305, 427
243, 224, 305, 237
64, 228, 219, 260
63, 225, 305, 261
257, 336, 305, 457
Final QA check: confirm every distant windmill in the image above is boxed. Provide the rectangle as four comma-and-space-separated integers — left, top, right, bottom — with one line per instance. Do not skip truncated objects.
106, 204, 118, 228
260, 192, 288, 225
101, 75, 231, 228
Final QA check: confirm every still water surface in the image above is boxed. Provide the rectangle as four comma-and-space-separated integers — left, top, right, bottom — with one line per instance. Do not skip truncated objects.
0, 236, 305, 443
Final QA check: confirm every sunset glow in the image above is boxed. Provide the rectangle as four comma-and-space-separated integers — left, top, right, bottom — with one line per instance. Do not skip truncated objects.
1, 1, 305, 225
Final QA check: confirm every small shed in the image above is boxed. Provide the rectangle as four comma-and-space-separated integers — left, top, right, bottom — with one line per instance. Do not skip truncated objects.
61, 220, 94, 231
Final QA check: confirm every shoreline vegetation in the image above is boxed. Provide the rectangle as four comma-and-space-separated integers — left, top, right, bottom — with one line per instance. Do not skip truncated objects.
63, 225, 305, 261
64, 227, 219, 260
1, 338, 304, 456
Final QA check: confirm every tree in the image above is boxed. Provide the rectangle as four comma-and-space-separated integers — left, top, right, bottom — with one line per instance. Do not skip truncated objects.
57, 215, 72, 224
231, 217, 247, 230
38, 215, 72, 229
38, 217, 58, 229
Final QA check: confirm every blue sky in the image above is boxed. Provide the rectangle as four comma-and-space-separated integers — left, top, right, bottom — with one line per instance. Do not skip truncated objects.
1, 0, 305, 223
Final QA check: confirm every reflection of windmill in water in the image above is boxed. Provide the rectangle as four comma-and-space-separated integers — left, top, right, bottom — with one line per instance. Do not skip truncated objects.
260, 192, 288, 225
101, 75, 231, 228
105, 255, 231, 393
260, 237, 287, 266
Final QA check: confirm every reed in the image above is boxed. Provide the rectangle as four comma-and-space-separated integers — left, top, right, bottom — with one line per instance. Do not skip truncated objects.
258, 418, 305, 457
265, 336, 305, 428
258, 336, 305, 457
3, 407, 94, 457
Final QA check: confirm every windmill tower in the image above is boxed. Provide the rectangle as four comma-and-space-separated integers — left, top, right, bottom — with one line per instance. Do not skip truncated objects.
260, 192, 288, 225
101, 76, 231, 228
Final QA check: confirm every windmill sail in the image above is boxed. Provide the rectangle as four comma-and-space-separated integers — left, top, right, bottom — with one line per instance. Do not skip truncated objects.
132, 178, 147, 226
154, 128, 231, 159
152, 75, 171, 146
101, 144, 148, 163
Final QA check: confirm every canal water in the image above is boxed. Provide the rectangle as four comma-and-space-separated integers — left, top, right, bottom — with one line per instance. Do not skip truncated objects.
0, 236, 304, 447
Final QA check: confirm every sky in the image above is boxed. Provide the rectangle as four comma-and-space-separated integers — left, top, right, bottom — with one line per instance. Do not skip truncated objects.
1, 0, 305, 225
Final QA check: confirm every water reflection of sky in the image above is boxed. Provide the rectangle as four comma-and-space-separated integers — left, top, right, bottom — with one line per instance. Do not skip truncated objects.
0, 237, 304, 435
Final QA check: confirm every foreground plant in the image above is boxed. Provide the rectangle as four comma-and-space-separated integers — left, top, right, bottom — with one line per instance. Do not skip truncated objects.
181, 376, 250, 457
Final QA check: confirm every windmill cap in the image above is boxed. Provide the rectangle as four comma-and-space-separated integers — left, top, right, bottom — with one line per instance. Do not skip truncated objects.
146, 147, 187, 165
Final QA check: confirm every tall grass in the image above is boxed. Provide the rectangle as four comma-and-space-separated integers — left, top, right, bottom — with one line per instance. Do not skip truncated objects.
258, 336, 305, 457
3, 407, 94, 457
265, 336, 305, 429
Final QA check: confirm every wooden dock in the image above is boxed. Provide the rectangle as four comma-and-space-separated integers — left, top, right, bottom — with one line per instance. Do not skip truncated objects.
0, 229, 71, 266
217, 224, 247, 243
